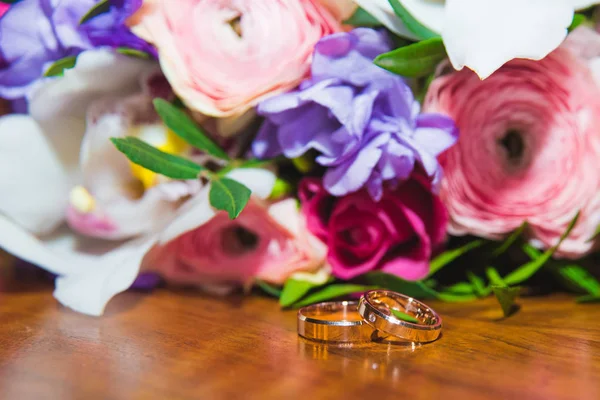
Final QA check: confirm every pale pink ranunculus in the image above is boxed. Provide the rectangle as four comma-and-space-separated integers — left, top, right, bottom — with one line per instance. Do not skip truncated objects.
424, 27, 600, 258
129, 0, 343, 118
144, 198, 328, 286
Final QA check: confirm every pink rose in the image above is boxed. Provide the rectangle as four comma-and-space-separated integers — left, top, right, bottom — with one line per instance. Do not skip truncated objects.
0, 3, 8, 17
299, 177, 448, 281
424, 27, 600, 257
144, 198, 328, 286
129, 0, 342, 117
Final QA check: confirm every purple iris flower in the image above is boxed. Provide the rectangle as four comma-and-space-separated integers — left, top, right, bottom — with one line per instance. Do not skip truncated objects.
252, 28, 459, 200
0, 0, 96, 100
81, 0, 157, 58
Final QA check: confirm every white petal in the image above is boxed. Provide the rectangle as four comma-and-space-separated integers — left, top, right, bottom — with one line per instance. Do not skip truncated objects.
54, 235, 157, 316
443, 0, 573, 79
571, 0, 600, 9
29, 49, 158, 124
0, 217, 84, 275
353, 0, 443, 39
0, 115, 72, 234
226, 168, 276, 199
157, 185, 215, 244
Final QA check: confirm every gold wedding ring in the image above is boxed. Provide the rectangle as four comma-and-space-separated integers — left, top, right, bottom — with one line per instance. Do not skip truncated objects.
358, 290, 442, 343
297, 301, 376, 343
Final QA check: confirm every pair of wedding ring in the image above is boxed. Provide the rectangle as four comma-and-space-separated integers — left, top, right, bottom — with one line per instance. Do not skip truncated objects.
297, 290, 442, 344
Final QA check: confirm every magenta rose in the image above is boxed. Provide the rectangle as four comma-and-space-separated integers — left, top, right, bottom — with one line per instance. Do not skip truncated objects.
299, 177, 448, 281
424, 27, 600, 258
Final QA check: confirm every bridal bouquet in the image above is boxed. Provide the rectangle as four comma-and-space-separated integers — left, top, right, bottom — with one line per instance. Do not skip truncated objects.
1, 0, 600, 316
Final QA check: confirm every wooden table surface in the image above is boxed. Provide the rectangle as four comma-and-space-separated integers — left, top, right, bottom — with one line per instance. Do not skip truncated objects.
1, 270, 599, 400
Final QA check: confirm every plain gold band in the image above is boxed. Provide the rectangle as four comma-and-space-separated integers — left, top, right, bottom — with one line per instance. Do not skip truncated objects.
297, 301, 376, 343
358, 290, 442, 343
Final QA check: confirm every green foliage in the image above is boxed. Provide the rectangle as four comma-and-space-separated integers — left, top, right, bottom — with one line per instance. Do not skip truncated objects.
43, 56, 77, 77
569, 13, 586, 32
280, 279, 325, 308
79, 0, 110, 24
374, 37, 447, 78
153, 99, 230, 160
491, 286, 521, 317
503, 212, 579, 285
391, 309, 419, 323
255, 280, 282, 297
428, 240, 485, 277
343, 7, 381, 27
387, 0, 439, 40
292, 284, 378, 308
110, 137, 205, 180
492, 222, 527, 257
209, 178, 252, 219
116, 48, 151, 59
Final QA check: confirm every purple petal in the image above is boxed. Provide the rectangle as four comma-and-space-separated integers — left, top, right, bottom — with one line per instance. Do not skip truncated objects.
414, 113, 460, 156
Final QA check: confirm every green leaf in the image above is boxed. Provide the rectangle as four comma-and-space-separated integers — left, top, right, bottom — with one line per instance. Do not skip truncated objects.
255, 280, 282, 297
209, 177, 251, 219
374, 37, 447, 78
442, 282, 476, 295
43, 56, 77, 77
280, 279, 320, 308
485, 267, 506, 287
270, 179, 294, 201
492, 286, 521, 317
503, 212, 580, 286
467, 271, 490, 297
387, 0, 440, 40
343, 7, 381, 27
292, 284, 377, 308
436, 292, 478, 303
391, 309, 419, 323
569, 13, 586, 32
116, 47, 150, 59
79, 0, 110, 24
492, 222, 527, 257
153, 99, 230, 160
428, 239, 485, 277
364, 271, 437, 299
576, 294, 600, 304
554, 264, 600, 295
111, 137, 205, 180
365, 272, 477, 302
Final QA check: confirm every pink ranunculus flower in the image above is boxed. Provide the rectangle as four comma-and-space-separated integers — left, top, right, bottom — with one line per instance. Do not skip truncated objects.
299, 177, 448, 281
424, 27, 600, 258
144, 198, 328, 287
129, 0, 343, 118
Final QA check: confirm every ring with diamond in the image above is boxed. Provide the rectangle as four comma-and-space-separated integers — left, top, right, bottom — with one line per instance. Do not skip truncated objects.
297, 300, 376, 343
358, 290, 442, 343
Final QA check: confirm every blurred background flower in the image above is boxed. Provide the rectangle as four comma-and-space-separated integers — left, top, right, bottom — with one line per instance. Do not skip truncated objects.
0, 0, 95, 106
129, 0, 343, 117
424, 26, 600, 258
145, 197, 328, 287
80, 0, 157, 57
253, 28, 457, 200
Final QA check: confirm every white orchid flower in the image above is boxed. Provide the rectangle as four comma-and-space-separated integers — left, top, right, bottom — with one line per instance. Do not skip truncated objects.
0, 48, 277, 315
355, 0, 599, 79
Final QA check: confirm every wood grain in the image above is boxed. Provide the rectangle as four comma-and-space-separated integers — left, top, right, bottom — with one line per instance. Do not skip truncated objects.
0, 271, 599, 400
